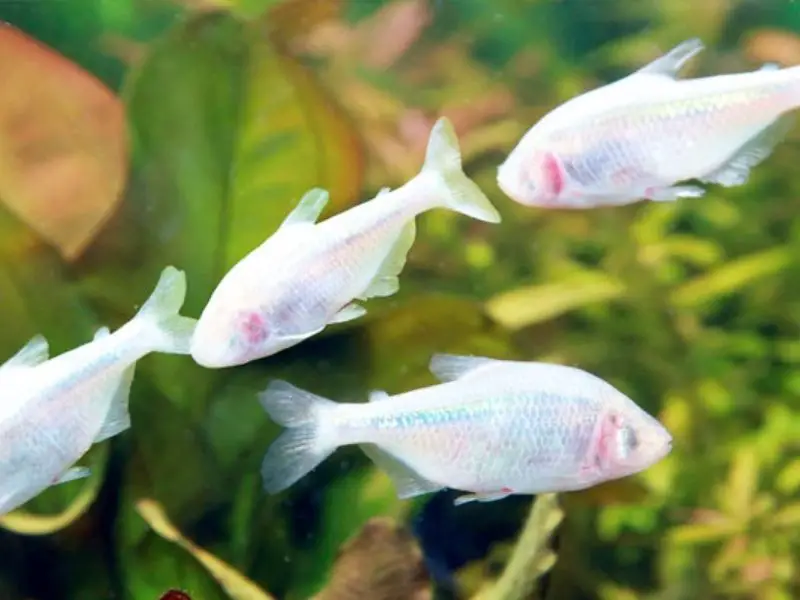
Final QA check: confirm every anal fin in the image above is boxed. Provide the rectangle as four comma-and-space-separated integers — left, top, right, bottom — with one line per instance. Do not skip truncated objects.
700, 113, 795, 188
359, 444, 443, 499
358, 219, 417, 301
93, 361, 136, 444
645, 185, 705, 202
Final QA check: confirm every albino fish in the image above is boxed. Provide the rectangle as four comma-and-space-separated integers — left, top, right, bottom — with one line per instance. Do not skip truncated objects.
190, 117, 501, 368
258, 354, 672, 505
497, 38, 800, 208
0, 266, 196, 515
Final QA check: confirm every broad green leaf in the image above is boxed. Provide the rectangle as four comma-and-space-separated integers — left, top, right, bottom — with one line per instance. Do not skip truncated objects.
0, 445, 108, 535
116, 10, 363, 316
123, 378, 225, 528
137, 498, 275, 600
118, 499, 230, 600
117, 411, 229, 600
670, 248, 791, 309
485, 271, 626, 331
361, 293, 518, 393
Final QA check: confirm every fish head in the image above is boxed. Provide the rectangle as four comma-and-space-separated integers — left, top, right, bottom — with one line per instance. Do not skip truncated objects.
190, 300, 270, 368
592, 401, 673, 481
191, 294, 313, 368
497, 133, 566, 207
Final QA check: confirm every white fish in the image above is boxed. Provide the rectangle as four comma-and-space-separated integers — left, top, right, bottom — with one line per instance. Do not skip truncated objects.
0, 266, 196, 515
190, 117, 502, 368
258, 354, 672, 506
497, 38, 800, 208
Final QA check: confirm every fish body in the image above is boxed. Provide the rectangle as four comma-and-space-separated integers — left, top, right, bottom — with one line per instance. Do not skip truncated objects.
497, 38, 800, 208
0, 266, 196, 514
258, 354, 672, 506
190, 117, 502, 368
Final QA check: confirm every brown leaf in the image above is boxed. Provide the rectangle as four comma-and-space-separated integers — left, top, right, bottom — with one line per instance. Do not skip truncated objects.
745, 29, 800, 67
314, 517, 431, 600
0, 23, 127, 261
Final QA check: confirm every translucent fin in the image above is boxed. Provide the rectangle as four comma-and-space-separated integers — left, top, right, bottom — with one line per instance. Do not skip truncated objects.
700, 113, 795, 187
453, 490, 512, 506
422, 117, 502, 223
258, 380, 339, 494
134, 266, 198, 355
358, 220, 416, 301
368, 390, 391, 402
329, 303, 367, 325
53, 466, 91, 485
635, 38, 704, 78
428, 353, 502, 382
1, 335, 49, 371
646, 185, 705, 202
359, 444, 444, 499
280, 188, 330, 229
93, 362, 136, 444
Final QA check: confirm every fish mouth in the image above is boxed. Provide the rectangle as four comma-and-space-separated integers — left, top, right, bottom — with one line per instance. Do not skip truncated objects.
495, 162, 520, 202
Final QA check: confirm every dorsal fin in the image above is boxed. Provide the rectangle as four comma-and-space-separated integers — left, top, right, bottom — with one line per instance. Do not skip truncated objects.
280, 188, 330, 229
634, 38, 704, 79
428, 353, 503, 382
1, 335, 49, 371
93, 326, 111, 340
368, 390, 391, 402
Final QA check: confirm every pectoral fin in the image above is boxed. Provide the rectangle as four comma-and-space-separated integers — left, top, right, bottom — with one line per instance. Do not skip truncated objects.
330, 303, 367, 324
645, 185, 705, 202
453, 489, 512, 506
53, 467, 91, 486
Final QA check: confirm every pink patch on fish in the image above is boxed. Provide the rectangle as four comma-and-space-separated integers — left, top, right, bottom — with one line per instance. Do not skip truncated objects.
542, 152, 564, 197
583, 412, 622, 475
240, 312, 268, 345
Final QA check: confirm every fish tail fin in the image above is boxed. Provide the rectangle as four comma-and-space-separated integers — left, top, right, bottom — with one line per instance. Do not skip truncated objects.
258, 380, 340, 494
132, 266, 198, 355
421, 117, 502, 224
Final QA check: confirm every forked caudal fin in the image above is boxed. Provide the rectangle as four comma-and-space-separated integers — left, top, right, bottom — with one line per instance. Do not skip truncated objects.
421, 117, 502, 224
258, 380, 339, 494
132, 266, 198, 355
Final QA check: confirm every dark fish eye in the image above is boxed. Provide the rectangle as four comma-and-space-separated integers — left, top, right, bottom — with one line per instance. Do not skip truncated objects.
623, 426, 639, 452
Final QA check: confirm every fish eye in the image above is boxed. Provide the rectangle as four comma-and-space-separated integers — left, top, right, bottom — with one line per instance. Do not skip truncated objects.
617, 425, 639, 459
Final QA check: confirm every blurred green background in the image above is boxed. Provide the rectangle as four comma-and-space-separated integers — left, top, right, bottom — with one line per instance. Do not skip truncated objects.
1, 0, 800, 598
